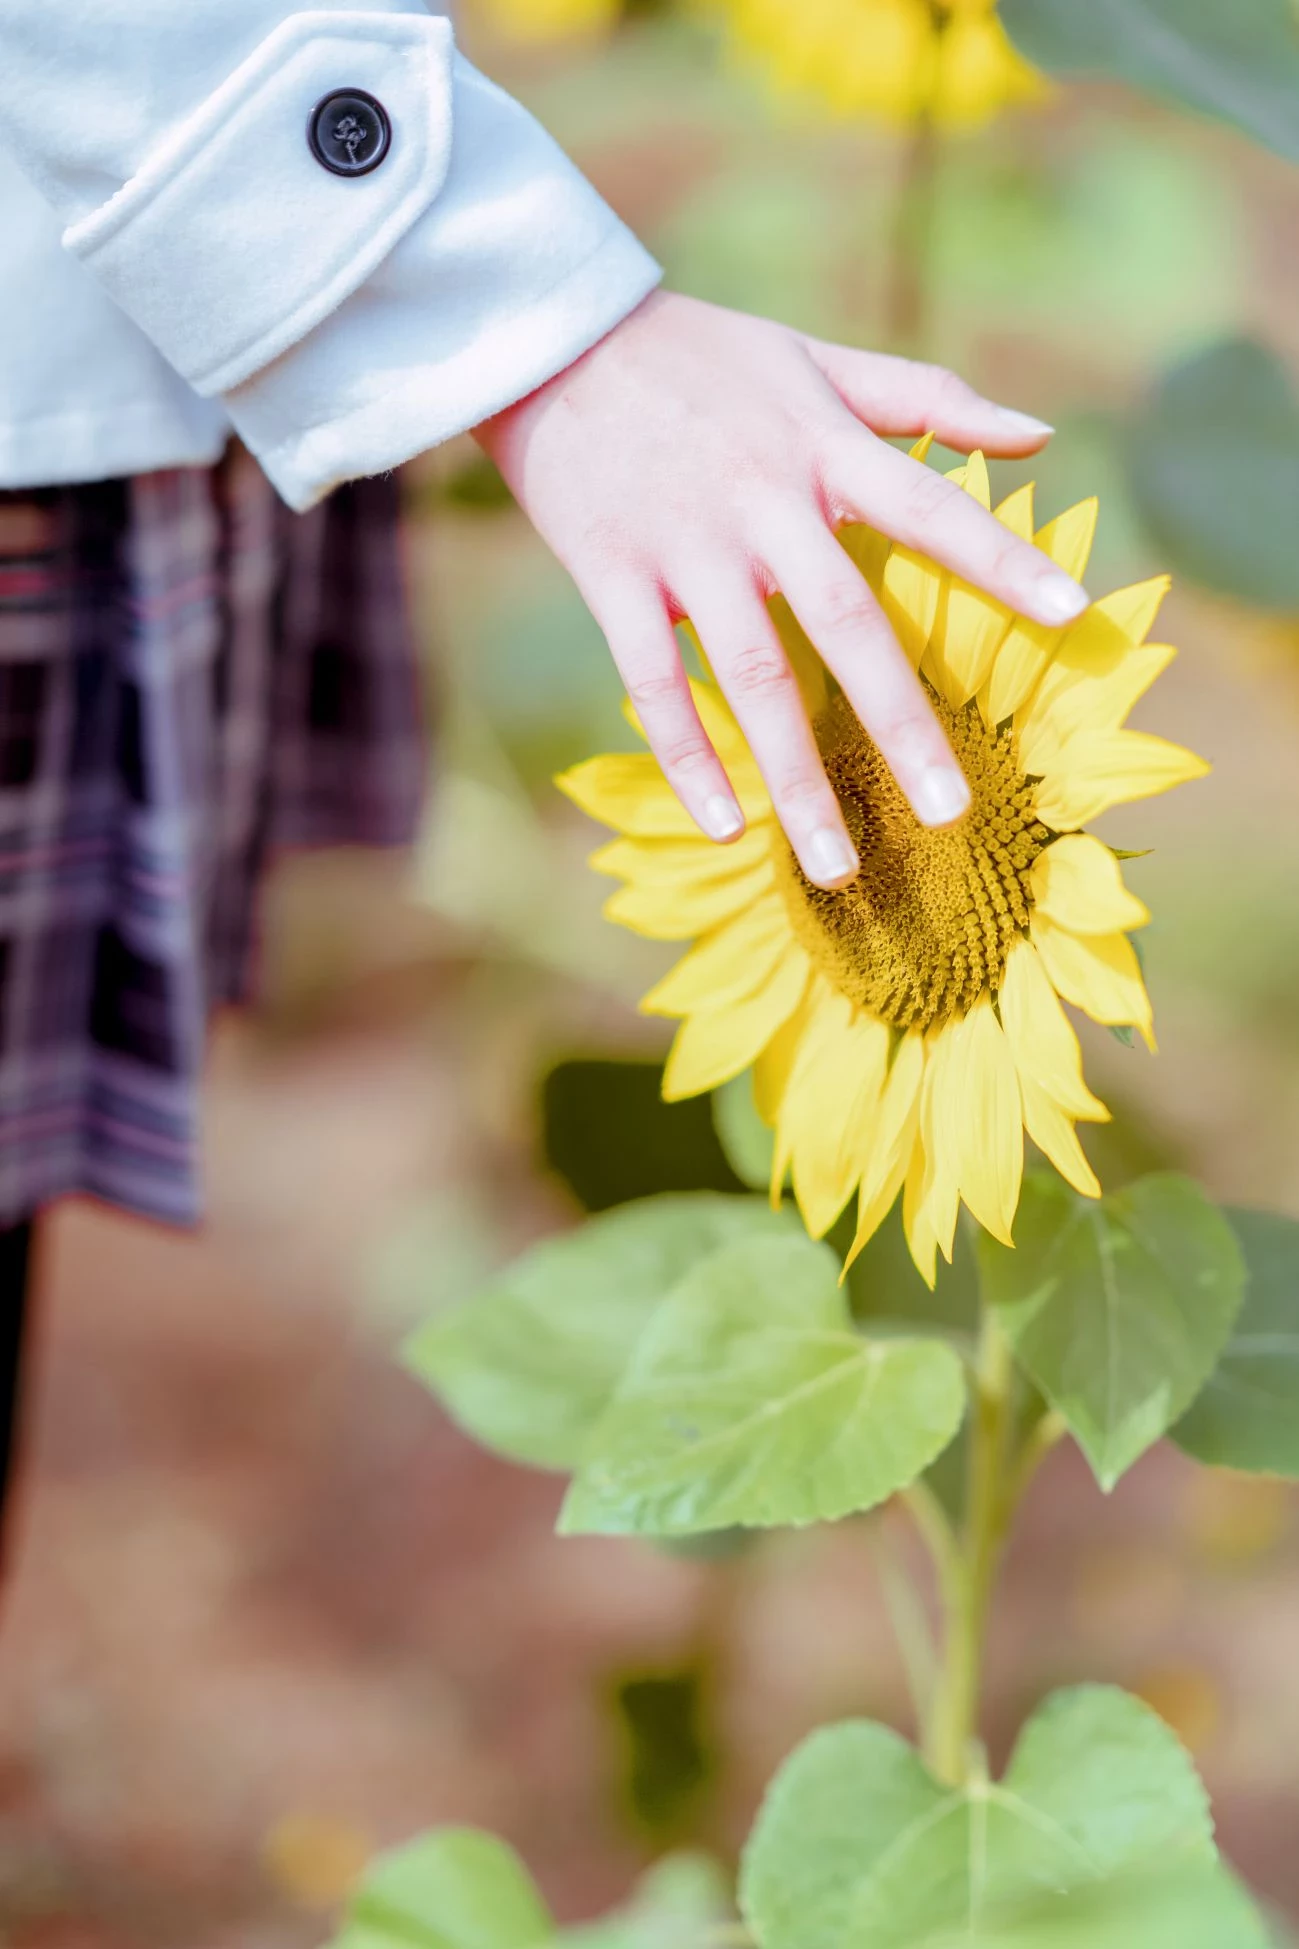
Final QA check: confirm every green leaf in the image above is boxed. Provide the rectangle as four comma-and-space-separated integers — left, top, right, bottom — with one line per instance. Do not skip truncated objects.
739, 1686, 1215, 1949
328, 1830, 553, 1949
1000, 0, 1299, 162
712, 1073, 776, 1194
558, 1854, 733, 1949
979, 1173, 1244, 1490
561, 1235, 965, 1536
1173, 1207, 1299, 1475
1123, 338, 1299, 614
404, 1194, 800, 1471
914, 1864, 1272, 1949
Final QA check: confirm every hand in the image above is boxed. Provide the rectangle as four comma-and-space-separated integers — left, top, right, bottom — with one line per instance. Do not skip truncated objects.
473, 291, 1086, 891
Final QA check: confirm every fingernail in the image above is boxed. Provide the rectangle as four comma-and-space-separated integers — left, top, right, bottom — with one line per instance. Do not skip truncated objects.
1032, 572, 1090, 626
913, 766, 971, 828
995, 407, 1055, 439
807, 827, 859, 887
703, 794, 745, 841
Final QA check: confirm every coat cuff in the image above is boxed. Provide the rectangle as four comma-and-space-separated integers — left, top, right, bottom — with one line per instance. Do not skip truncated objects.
64, 10, 456, 398
223, 57, 663, 511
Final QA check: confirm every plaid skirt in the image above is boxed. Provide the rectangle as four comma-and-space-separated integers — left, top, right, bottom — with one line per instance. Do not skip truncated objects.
0, 447, 425, 1229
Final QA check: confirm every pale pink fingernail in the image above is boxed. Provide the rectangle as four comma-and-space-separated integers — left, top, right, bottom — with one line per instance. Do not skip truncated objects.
913, 766, 970, 828
703, 794, 745, 840
807, 827, 858, 886
995, 407, 1054, 439
1033, 573, 1090, 625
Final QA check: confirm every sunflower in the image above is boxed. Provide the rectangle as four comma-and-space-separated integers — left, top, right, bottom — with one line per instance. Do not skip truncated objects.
711, 0, 1047, 130
557, 451, 1209, 1283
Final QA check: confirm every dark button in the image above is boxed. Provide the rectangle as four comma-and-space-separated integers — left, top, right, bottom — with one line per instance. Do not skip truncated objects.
308, 89, 391, 177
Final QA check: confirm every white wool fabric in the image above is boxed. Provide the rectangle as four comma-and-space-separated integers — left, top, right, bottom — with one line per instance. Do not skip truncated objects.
0, 1, 661, 506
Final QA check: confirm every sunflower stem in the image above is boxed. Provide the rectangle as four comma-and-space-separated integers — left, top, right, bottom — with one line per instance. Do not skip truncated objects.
884, 9, 946, 357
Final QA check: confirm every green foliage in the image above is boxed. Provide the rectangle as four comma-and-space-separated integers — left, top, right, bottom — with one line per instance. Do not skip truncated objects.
612, 1666, 715, 1841
1000, 0, 1299, 162
711, 1073, 775, 1194
739, 1687, 1214, 1949
979, 1174, 1244, 1490
912, 1864, 1273, 1949
326, 1837, 731, 1949
404, 1193, 798, 1470
1123, 338, 1299, 613
326, 1829, 553, 1949
1174, 1207, 1299, 1475
561, 1235, 965, 1536
544, 1059, 744, 1210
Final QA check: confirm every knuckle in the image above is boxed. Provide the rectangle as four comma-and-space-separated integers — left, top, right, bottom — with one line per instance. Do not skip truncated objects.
725, 641, 794, 701
777, 770, 831, 815
814, 578, 881, 639
625, 669, 685, 713
660, 735, 716, 778
924, 363, 974, 410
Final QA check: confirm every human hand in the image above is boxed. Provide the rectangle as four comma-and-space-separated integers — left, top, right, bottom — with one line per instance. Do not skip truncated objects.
473, 291, 1086, 891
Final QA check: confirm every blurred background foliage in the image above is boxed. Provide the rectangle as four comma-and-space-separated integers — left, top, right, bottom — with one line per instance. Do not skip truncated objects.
3, 4, 1299, 1946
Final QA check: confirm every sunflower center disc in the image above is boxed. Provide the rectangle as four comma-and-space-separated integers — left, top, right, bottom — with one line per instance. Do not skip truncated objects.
783, 688, 1048, 1033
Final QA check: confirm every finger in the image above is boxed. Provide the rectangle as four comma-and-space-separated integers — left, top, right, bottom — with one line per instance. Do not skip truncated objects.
833, 434, 1090, 628
682, 569, 860, 891
592, 579, 746, 843
767, 515, 971, 829
803, 338, 1054, 457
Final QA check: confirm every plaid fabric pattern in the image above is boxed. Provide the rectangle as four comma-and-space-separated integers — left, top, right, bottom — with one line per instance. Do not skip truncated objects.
0, 446, 425, 1228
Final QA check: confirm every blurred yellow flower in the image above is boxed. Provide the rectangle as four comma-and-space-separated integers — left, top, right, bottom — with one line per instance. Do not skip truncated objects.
469, 0, 622, 45
713, 0, 1047, 129
559, 454, 1208, 1283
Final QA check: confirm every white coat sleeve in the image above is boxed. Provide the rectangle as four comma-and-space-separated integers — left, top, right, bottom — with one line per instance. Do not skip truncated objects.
0, 2, 661, 508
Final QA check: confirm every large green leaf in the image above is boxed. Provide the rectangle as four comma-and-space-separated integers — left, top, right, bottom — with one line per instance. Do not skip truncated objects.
558, 1855, 732, 1949
1173, 1207, 1299, 1474
327, 1830, 553, 1949
979, 1174, 1244, 1490
561, 1235, 965, 1536
914, 1864, 1272, 1949
404, 1194, 799, 1471
739, 1686, 1214, 1949
1123, 338, 1299, 614
1000, 0, 1299, 162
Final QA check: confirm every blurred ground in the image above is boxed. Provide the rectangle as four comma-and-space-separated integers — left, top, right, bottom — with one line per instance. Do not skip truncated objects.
2, 14, 1298, 1947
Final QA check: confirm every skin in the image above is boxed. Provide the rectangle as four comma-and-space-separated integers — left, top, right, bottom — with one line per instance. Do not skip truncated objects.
474, 290, 1086, 891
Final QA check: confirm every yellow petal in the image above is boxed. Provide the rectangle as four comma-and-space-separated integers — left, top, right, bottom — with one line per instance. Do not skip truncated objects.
769, 595, 830, 720
557, 754, 700, 837
984, 497, 1098, 724
663, 951, 811, 1101
1032, 913, 1154, 1044
1021, 1078, 1101, 1200
1030, 834, 1149, 936
640, 896, 794, 1017
837, 521, 891, 597
622, 678, 767, 793
785, 1003, 891, 1238
962, 450, 992, 509
914, 1025, 962, 1265
902, 1133, 940, 1289
591, 826, 772, 885
883, 544, 944, 667
752, 975, 826, 1130
1015, 580, 1172, 767
994, 482, 1035, 541
605, 859, 776, 940
948, 994, 1023, 1246
998, 933, 1110, 1121
1033, 729, 1210, 830
844, 1031, 926, 1271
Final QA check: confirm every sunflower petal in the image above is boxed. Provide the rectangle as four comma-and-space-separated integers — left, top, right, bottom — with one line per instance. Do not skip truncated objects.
662, 952, 811, 1101
557, 754, 700, 837
844, 1031, 926, 1271
1032, 913, 1154, 1044
998, 933, 1110, 1120
1021, 1078, 1101, 1199
639, 897, 793, 1017
1033, 729, 1210, 830
591, 827, 772, 885
995, 482, 1035, 541
752, 976, 826, 1129
622, 678, 767, 791
903, 1133, 941, 1289
605, 859, 776, 940
1015, 580, 1172, 766
915, 1025, 962, 1264
985, 497, 1098, 724
1030, 834, 1149, 936
883, 544, 944, 666
948, 994, 1022, 1246
785, 1001, 890, 1238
